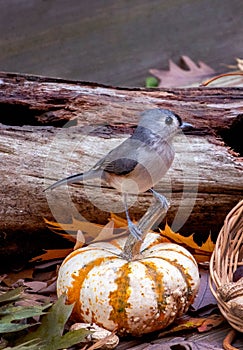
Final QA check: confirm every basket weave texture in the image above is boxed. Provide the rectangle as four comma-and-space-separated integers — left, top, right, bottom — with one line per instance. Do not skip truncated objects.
210, 200, 243, 332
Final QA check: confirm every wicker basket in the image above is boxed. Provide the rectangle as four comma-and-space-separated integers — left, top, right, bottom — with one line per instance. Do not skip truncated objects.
209, 200, 243, 332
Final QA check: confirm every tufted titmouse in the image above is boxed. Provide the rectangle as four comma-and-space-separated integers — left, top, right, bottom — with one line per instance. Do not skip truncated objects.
45, 109, 192, 239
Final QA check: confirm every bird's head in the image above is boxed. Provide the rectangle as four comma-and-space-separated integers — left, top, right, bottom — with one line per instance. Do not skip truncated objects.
138, 109, 192, 140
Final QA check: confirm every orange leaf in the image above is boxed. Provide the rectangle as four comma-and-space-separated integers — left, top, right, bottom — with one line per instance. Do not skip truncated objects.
160, 223, 215, 257
159, 223, 214, 263
44, 216, 102, 239
109, 213, 130, 228
30, 249, 73, 262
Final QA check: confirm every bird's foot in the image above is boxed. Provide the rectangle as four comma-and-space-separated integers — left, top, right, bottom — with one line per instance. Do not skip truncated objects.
127, 217, 142, 240
149, 189, 170, 210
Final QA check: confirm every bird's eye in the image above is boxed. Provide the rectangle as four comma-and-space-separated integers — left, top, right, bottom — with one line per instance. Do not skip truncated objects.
165, 116, 173, 125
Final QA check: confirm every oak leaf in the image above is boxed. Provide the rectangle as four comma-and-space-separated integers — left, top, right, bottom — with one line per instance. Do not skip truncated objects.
150, 55, 215, 87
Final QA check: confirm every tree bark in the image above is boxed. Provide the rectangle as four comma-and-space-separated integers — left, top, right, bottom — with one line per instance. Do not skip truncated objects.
0, 72, 242, 263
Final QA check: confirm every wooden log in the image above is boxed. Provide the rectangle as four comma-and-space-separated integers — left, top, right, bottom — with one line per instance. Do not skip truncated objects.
0, 72, 242, 263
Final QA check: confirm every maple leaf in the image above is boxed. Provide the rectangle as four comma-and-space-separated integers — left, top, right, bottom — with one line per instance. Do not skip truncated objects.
44, 216, 103, 241
150, 55, 215, 87
159, 223, 215, 262
44, 214, 129, 247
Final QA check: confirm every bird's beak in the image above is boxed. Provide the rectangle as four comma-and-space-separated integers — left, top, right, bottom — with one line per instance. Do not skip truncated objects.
180, 122, 193, 131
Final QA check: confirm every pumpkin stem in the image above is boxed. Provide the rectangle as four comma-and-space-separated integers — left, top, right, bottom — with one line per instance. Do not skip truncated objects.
123, 195, 170, 260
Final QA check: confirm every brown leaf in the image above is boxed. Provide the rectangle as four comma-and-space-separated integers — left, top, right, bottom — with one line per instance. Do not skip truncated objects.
24, 281, 48, 293
158, 316, 206, 337
197, 314, 225, 332
150, 55, 215, 87
159, 314, 224, 337
2, 268, 34, 286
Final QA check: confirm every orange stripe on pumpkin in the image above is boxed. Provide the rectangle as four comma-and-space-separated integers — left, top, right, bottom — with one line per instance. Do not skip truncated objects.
141, 261, 169, 328
108, 263, 131, 332
66, 256, 117, 320
153, 255, 196, 307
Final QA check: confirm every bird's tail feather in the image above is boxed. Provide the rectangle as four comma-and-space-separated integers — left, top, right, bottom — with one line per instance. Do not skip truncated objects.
44, 170, 99, 191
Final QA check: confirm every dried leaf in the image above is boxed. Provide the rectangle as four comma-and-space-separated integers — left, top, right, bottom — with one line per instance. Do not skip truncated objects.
31, 249, 73, 262
159, 317, 206, 337
142, 337, 223, 350
237, 58, 243, 71
73, 230, 86, 250
197, 314, 225, 332
159, 223, 215, 261
109, 213, 128, 228
44, 216, 102, 238
159, 314, 224, 338
150, 55, 215, 87
92, 220, 115, 243
2, 269, 34, 287
23, 281, 47, 293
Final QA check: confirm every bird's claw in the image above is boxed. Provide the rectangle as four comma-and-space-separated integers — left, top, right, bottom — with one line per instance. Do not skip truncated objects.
127, 220, 142, 240
149, 189, 169, 210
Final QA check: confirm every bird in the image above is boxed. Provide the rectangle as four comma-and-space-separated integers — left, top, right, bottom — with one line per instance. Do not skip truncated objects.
45, 108, 192, 239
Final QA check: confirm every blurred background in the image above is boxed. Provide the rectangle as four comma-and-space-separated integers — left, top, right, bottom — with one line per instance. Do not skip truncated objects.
0, 0, 242, 86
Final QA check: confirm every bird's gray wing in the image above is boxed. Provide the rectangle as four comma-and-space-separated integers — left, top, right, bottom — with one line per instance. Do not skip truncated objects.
92, 138, 139, 175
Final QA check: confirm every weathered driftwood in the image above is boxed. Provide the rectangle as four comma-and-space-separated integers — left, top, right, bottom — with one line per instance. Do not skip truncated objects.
0, 73, 242, 262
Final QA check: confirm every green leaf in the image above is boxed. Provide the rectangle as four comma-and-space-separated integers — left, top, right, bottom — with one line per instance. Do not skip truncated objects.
13, 295, 90, 350
46, 328, 90, 350
0, 303, 52, 334
0, 322, 32, 334
19, 295, 73, 344
15, 296, 92, 350
0, 288, 25, 304
145, 76, 158, 88
0, 304, 51, 318
4, 339, 42, 350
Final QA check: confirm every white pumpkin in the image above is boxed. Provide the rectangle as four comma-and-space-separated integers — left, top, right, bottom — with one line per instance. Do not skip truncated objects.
57, 232, 200, 336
